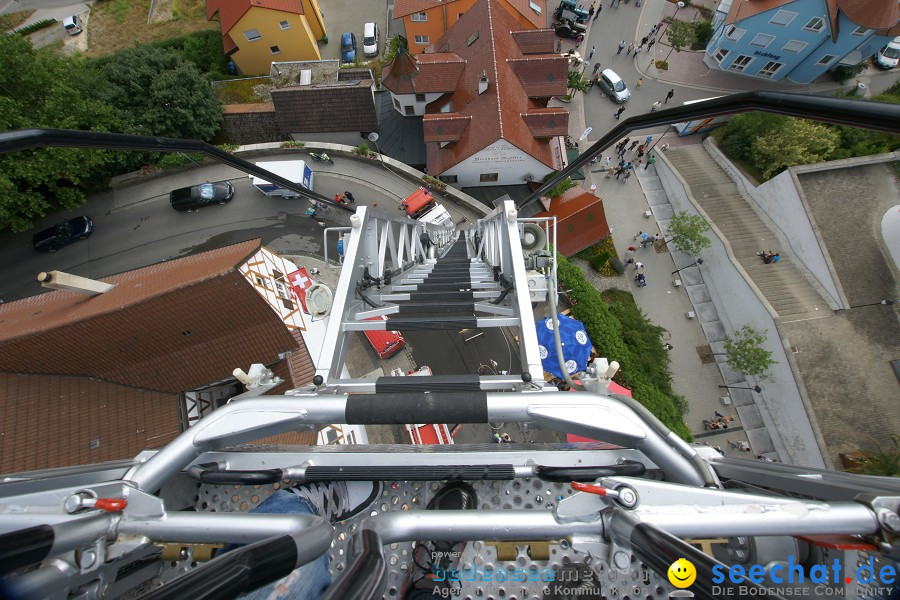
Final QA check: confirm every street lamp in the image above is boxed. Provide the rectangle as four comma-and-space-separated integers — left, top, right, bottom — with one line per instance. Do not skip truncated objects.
660, 2, 686, 63
849, 299, 896, 308
671, 258, 702, 274
719, 384, 762, 393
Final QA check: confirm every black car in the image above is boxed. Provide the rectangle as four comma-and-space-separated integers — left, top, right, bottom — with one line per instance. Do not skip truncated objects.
33, 216, 93, 253
169, 181, 234, 212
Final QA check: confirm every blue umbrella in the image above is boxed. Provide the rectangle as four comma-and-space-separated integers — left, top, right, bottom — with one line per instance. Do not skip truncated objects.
536, 314, 593, 377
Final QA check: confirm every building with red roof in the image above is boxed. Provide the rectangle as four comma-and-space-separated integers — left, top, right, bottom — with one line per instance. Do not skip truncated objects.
382, 0, 569, 188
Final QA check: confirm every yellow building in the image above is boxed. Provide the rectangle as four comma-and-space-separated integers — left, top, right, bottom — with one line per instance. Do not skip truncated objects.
394, 0, 546, 53
207, 0, 326, 75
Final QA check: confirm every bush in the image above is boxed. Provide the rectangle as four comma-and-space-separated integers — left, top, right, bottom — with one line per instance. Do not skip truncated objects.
555, 253, 691, 439
655, 60, 669, 70
589, 251, 610, 271
16, 18, 55, 35
831, 64, 863, 82
280, 141, 305, 149
355, 142, 370, 156
422, 174, 447, 191
608, 257, 625, 274
541, 171, 577, 198
691, 19, 713, 49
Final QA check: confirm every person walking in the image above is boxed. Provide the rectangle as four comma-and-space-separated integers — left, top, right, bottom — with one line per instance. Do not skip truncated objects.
617, 138, 629, 151
617, 40, 626, 54
343, 191, 356, 203
647, 37, 656, 51
592, 61, 601, 75
588, 5, 595, 18
649, 23, 658, 36
639, 36, 648, 49
633, 260, 643, 271
645, 134, 653, 144
636, 77, 643, 89
594, 3, 602, 18
614, 106, 626, 119
636, 143, 645, 153
628, 140, 639, 151
623, 169, 632, 182
627, 41, 635, 54
605, 166, 616, 179
615, 166, 625, 180
589, 182, 597, 194
602, 156, 611, 169
665, 88, 675, 103
637, 148, 645, 160
625, 161, 633, 172
651, 100, 662, 111
645, 154, 657, 170
633, 46, 642, 58
588, 45, 596, 60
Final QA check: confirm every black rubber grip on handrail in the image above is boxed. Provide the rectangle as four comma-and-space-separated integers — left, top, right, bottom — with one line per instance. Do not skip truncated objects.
346, 392, 487, 424
534, 461, 647, 482
196, 469, 283, 485
321, 530, 386, 600
139, 535, 298, 600
304, 465, 515, 481
0, 525, 53, 575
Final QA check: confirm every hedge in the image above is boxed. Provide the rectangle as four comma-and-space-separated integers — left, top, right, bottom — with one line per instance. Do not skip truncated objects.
556, 253, 692, 440
16, 18, 56, 36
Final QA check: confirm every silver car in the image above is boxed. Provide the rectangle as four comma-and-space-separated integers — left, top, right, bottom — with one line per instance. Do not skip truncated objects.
598, 69, 630, 103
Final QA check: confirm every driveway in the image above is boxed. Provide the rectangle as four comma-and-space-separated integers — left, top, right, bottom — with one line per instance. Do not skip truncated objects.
317, 0, 390, 62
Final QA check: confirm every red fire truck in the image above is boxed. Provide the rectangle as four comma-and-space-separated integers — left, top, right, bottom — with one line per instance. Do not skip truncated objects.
363, 315, 406, 359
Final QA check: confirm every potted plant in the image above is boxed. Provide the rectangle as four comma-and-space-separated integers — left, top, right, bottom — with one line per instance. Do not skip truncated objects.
321, 34, 328, 44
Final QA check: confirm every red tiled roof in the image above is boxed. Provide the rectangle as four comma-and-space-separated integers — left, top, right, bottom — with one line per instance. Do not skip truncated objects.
534, 188, 609, 256
521, 108, 569, 137
836, 0, 899, 31
507, 56, 569, 97
208, 0, 304, 32
510, 29, 556, 54
725, 0, 794, 25
395, 0, 544, 28
423, 113, 472, 141
421, 0, 568, 174
382, 51, 466, 94
265, 330, 316, 394
223, 31, 237, 54
0, 240, 299, 394
0, 373, 180, 474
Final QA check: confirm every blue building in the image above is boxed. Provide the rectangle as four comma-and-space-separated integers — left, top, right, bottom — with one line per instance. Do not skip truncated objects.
704, 0, 900, 83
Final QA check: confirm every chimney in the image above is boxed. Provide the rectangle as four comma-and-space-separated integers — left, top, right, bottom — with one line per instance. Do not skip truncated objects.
478, 70, 489, 95
37, 271, 115, 297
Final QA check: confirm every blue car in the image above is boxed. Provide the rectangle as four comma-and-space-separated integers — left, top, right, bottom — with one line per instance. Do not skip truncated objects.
33, 216, 93, 253
340, 31, 357, 62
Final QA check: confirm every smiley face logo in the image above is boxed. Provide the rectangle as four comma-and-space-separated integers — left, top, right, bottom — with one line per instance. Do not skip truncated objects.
667, 558, 696, 588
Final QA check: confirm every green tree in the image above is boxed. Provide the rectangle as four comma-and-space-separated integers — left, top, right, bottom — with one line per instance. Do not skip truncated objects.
847, 434, 900, 477
723, 325, 777, 380
665, 210, 711, 257
94, 45, 222, 141
750, 117, 841, 179
0, 34, 123, 232
541, 171, 576, 197
664, 21, 697, 61
567, 68, 589, 96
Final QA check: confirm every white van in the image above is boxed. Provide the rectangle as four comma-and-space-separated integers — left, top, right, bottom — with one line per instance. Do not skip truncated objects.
62, 15, 83, 36
363, 22, 379, 57
876, 36, 900, 69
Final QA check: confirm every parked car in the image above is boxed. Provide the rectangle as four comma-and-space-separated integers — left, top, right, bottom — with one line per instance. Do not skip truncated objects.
597, 69, 630, 103
876, 36, 900, 69
169, 181, 234, 212
33, 216, 93, 253
62, 15, 83, 36
341, 32, 357, 62
363, 22, 379, 57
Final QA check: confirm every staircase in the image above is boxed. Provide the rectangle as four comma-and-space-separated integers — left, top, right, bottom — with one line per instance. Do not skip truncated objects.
666, 145, 829, 322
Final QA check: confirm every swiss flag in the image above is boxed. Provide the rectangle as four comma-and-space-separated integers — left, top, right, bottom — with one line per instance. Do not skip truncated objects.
288, 268, 313, 313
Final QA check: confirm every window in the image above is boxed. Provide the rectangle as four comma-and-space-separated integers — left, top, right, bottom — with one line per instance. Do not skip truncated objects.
393, 97, 401, 110
757, 61, 783, 78
270, 45, 280, 54
275, 281, 289, 299
279, 20, 291, 30
415, 93, 426, 102
281, 298, 294, 310
769, 10, 797, 26
728, 55, 753, 72
480, 173, 499, 182
466, 31, 479, 46
750, 33, 775, 48
529, 1, 542, 14
725, 26, 745, 41
404, 105, 415, 115
803, 17, 824, 32
852, 26, 869, 36
255, 276, 270, 289
816, 54, 836, 66
244, 28, 261, 41
715, 48, 730, 63
440, 101, 452, 113
414, 35, 430, 45
782, 40, 807, 52
439, 175, 458, 183
411, 12, 427, 21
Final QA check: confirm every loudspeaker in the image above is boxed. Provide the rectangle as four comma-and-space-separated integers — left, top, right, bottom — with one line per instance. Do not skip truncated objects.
521, 223, 546, 252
